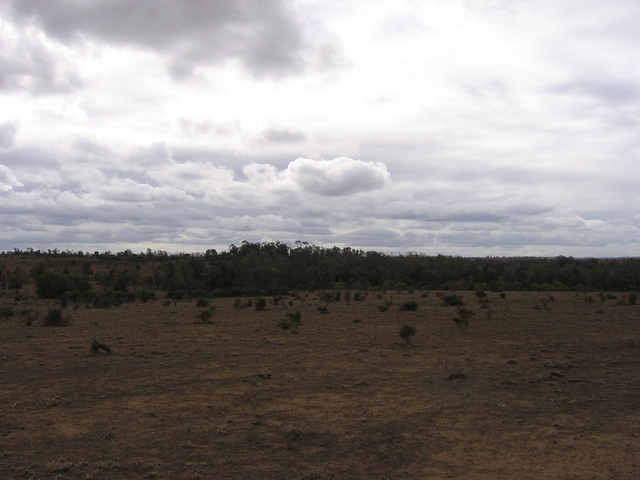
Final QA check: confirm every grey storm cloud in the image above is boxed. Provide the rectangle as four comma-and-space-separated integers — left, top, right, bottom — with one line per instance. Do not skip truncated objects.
1, 0, 329, 79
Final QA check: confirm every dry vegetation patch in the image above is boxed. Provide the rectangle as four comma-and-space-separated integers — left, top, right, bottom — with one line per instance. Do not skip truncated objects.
1, 287, 639, 479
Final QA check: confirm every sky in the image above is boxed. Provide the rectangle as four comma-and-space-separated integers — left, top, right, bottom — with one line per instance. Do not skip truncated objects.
1, 0, 639, 257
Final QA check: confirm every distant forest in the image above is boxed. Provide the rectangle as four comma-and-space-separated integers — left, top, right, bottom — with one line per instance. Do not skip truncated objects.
2, 242, 639, 298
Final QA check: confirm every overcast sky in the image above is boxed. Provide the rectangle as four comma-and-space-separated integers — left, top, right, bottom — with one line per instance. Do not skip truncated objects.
1, 0, 639, 257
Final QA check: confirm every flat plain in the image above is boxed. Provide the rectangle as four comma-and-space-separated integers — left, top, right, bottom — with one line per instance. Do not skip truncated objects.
1, 286, 639, 479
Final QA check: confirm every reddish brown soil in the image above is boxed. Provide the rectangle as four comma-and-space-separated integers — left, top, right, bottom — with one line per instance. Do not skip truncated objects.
1, 289, 639, 479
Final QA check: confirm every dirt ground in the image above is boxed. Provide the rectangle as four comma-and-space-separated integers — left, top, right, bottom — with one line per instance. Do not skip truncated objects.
1, 288, 639, 479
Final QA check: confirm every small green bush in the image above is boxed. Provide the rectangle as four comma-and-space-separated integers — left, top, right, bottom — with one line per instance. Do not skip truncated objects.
137, 289, 156, 303
353, 292, 367, 302
197, 309, 216, 324
399, 300, 419, 311
0, 303, 15, 318
377, 300, 393, 312
254, 297, 267, 311
44, 307, 67, 326
453, 306, 475, 333
278, 311, 302, 332
196, 298, 210, 308
399, 325, 416, 344
442, 294, 464, 307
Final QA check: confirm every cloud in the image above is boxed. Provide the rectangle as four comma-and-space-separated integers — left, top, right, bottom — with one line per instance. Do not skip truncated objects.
286, 157, 391, 196
262, 127, 306, 144
2, 0, 338, 80
0, 122, 17, 148
552, 79, 640, 105
0, 14, 82, 92
0, 164, 23, 191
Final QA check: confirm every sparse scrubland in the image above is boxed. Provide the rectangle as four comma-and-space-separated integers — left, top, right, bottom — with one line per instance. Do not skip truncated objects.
0, 249, 639, 479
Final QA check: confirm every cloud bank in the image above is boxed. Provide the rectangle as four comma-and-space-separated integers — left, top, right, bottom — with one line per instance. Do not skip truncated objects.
0, 0, 639, 256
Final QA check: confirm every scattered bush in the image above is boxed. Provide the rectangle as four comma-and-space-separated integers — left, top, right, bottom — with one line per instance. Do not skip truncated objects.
0, 303, 15, 318
196, 298, 210, 308
399, 300, 419, 311
399, 324, 416, 344
377, 300, 393, 312
442, 294, 464, 307
254, 297, 267, 311
628, 292, 637, 305
453, 306, 475, 333
319, 292, 341, 303
137, 289, 156, 303
317, 306, 328, 314
197, 308, 216, 324
44, 307, 67, 326
353, 292, 367, 302
278, 311, 302, 332
173, 290, 185, 301
499, 292, 506, 299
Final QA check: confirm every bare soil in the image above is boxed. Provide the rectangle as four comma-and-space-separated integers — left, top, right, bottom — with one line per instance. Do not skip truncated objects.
1, 289, 639, 479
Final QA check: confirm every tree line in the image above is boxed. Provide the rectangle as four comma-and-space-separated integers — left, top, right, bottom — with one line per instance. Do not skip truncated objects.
3, 242, 639, 298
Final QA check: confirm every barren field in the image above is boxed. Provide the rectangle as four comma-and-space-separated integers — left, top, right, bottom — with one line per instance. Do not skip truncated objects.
1, 289, 639, 479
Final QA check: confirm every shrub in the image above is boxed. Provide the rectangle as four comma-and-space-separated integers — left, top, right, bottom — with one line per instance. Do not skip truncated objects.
453, 306, 475, 333
278, 311, 302, 332
0, 303, 15, 318
353, 292, 367, 301
197, 309, 216, 324
499, 292, 506, 299
196, 298, 210, 308
254, 297, 267, 311
44, 307, 67, 326
442, 294, 464, 307
36, 271, 68, 298
399, 325, 416, 344
377, 300, 393, 312
399, 300, 419, 311
628, 292, 637, 305
137, 289, 156, 303
317, 306, 328, 314
319, 292, 340, 303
